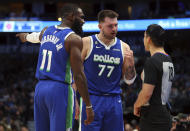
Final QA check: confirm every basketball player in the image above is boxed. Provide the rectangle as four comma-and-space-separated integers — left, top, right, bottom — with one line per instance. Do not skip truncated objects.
79, 10, 136, 131
134, 24, 174, 131
17, 4, 94, 131
16, 9, 136, 131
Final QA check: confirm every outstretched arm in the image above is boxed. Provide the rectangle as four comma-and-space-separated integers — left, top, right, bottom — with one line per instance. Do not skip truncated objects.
16, 26, 48, 43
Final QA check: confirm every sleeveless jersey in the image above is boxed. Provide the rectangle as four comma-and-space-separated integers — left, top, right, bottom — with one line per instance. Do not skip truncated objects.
84, 34, 124, 95
35, 25, 74, 84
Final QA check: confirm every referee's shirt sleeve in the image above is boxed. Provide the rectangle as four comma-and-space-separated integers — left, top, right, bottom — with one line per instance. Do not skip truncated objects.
143, 58, 158, 85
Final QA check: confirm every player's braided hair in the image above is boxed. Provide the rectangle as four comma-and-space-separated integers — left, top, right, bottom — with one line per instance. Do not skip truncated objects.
61, 3, 79, 19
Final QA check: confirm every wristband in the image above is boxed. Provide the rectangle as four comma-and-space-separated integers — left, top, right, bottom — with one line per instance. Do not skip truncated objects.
124, 74, 136, 85
86, 105, 92, 109
26, 32, 41, 43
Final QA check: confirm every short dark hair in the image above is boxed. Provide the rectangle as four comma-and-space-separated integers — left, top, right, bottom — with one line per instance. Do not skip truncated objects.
61, 3, 80, 18
98, 10, 119, 23
146, 24, 166, 47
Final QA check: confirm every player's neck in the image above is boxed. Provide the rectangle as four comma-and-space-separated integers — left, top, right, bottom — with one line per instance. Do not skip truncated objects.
97, 33, 115, 46
58, 21, 72, 28
150, 45, 165, 56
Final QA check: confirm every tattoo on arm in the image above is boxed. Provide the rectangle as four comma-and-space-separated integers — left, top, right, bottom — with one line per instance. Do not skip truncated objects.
125, 65, 136, 80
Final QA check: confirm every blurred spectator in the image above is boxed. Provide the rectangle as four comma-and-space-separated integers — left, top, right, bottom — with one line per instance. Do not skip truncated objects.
9, 3, 27, 21
32, 2, 44, 18
21, 125, 29, 131
0, 123, 5, 131
125, 123, 133, 131
171, 113, 190, 131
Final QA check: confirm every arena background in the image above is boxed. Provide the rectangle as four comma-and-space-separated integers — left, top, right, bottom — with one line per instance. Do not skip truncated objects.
0, 0, 190, 131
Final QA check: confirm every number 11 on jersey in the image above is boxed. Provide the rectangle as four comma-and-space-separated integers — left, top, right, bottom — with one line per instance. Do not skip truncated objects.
40, 49, 52, 72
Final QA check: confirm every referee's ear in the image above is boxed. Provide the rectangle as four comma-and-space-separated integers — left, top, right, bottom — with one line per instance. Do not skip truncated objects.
147, 36, 152, 44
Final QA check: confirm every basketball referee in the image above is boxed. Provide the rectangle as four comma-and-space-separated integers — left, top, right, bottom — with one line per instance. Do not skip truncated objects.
134, 24, 175, 131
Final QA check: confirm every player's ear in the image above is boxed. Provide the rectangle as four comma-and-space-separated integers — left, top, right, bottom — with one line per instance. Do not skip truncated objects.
67, 12, 75, 22
98, 23, 102, 30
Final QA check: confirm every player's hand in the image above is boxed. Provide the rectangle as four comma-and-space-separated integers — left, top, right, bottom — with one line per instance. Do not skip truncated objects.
75, 99, 80, 120
84, 107, 94, 125
134, 105, 141, 117
123, 49, 135, 81
16, 33, 29, 43
124, 49, 134, 68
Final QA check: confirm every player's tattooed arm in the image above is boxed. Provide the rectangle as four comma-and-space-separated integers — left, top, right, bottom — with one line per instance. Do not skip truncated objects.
125, 59, 136, 80
122, 41, 136, 84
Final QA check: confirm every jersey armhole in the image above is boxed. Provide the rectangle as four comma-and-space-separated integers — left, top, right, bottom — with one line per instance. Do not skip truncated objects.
64, 31, 75, 40
85, 36, 93, 60
120, 40, 124, 62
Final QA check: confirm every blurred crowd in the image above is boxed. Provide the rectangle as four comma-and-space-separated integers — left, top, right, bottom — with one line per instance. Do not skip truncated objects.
0, 54, 37, 131
0, 1, 190, 21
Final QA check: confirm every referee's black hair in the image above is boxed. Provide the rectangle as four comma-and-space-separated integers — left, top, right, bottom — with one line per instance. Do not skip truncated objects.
146, 24, 166, 47
61, 3, 79, 19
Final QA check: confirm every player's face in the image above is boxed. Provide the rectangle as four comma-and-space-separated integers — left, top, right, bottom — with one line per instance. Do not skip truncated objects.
99, 17, 118, 40
143, 32, 150, 51
72, 8, 85, 36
